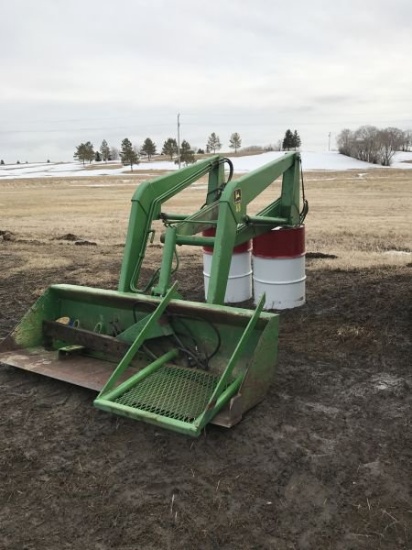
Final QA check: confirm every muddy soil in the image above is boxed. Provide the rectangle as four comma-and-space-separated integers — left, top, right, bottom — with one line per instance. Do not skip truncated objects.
0, 241, 411, 550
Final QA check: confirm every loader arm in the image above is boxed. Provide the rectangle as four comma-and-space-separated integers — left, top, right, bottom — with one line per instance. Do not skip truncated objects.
205, 152, 302, 303
119, 152, 303, 303
118, 155, 223, 293
0, 153, 298, 437
158, 152, 303, 303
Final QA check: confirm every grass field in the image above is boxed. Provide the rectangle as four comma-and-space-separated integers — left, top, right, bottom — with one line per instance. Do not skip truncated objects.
1, 168, 410, 272
0, 167, 411, 549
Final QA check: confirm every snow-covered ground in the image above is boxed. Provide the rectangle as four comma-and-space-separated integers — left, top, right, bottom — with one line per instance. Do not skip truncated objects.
1, 151, 411, 180
391, 151, 412, 166
0, 162, 128, 179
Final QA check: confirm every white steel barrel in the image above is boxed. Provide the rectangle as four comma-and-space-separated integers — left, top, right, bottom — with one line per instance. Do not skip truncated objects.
203, 228, 252, 303
252, 225, 306, 310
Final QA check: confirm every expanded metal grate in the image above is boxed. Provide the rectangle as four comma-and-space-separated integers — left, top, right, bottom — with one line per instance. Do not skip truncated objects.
114, 365, 222, 423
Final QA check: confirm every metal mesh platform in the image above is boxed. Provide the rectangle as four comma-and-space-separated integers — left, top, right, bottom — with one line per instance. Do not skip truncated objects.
114, 365, 222, 423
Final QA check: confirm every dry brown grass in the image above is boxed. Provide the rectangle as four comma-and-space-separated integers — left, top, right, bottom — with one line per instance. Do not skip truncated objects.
84, 163, 121, 171
1, 168, 411, 550
1, 169, 411, 272
300, 170, 412, 268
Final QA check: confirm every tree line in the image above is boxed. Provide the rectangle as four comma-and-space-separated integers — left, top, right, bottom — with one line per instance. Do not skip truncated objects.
72, 129, 303, 170
336, 126, 411, 166
73, 132, 246, 169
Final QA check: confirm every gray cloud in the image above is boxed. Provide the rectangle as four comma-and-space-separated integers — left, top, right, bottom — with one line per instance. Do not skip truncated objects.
1, 0, 411, 161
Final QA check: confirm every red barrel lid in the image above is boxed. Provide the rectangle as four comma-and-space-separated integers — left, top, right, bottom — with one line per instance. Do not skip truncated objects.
253, 225, 305, 259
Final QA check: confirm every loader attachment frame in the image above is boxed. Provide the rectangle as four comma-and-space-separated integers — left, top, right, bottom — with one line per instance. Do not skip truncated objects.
0, 285, 279, 435
119, 152, 303, 303
0, 153, 304, 435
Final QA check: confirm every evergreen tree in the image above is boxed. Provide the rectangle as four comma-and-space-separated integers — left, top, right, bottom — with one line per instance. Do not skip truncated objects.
120, 138, 139, 171
282, 130, 294, 151
207, 132, 222, 154
84, 142, 95, 163
0, 160, 4, 165
95, 150, 101, 162
162, 138, 178, 160
178, 140, 196, 165
229, 132, 242, 154
100, 139, 110, 162
141, 137, 157, 161
74, 142, 94, 164
83, 142, 94, 164
74, 144, 84, 164
292, 130, 302, 149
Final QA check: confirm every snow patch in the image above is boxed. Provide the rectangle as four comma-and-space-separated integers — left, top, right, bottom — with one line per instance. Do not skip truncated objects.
1, 150, 412, 180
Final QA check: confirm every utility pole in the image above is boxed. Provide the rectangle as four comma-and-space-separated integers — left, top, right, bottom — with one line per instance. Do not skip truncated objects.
328, 132, 331, 151
177, 113, 181, 169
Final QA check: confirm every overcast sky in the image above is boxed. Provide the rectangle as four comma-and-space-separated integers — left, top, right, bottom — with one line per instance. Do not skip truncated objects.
1, 0, 411, 162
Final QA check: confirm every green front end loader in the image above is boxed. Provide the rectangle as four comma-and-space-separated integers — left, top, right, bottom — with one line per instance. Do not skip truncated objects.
0, 153, 306, 436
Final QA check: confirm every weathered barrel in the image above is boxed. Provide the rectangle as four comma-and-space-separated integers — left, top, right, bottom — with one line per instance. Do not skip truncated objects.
202, 228, 252, 303
252, 225, 306, 310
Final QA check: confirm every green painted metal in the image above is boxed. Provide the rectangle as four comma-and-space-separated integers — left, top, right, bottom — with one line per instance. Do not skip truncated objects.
0, 152, 302, 435
118, 151, 302, 301
172, 201, 221, 238
172, 235, 215, 247
116, 316, 174, 344
0, 282, 279, 435
95, 364, 224, 436
96, 348, 179, 403
93, 296, 266, 436
118, 155, 221, 293
95, 283, 178, 397
243, 215, 288, 225
194, 294, 266, 430
205, 153, 301, 304
151, 226, 177, 297
94, 295, 266, 436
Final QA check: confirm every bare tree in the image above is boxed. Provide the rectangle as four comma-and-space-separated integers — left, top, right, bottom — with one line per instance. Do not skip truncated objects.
400, 130, 412, 151
337, 125, 405, 166
336, 129, 353, 156
354, 126, 380, 163
110, 146, 119, 161
378, 127, 405, 166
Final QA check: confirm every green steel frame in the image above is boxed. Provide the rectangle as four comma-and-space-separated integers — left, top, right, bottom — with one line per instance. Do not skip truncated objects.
0, 283, 278, 436
118, 152, 303, 304
0, 153, 302, 436
94, 294, 267, 436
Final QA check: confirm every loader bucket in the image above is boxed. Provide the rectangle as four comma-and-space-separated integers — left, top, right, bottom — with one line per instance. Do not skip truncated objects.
0, 284, 279, 436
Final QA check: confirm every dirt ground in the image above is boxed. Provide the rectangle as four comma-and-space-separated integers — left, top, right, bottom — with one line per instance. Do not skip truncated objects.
0, 172, 411, 549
